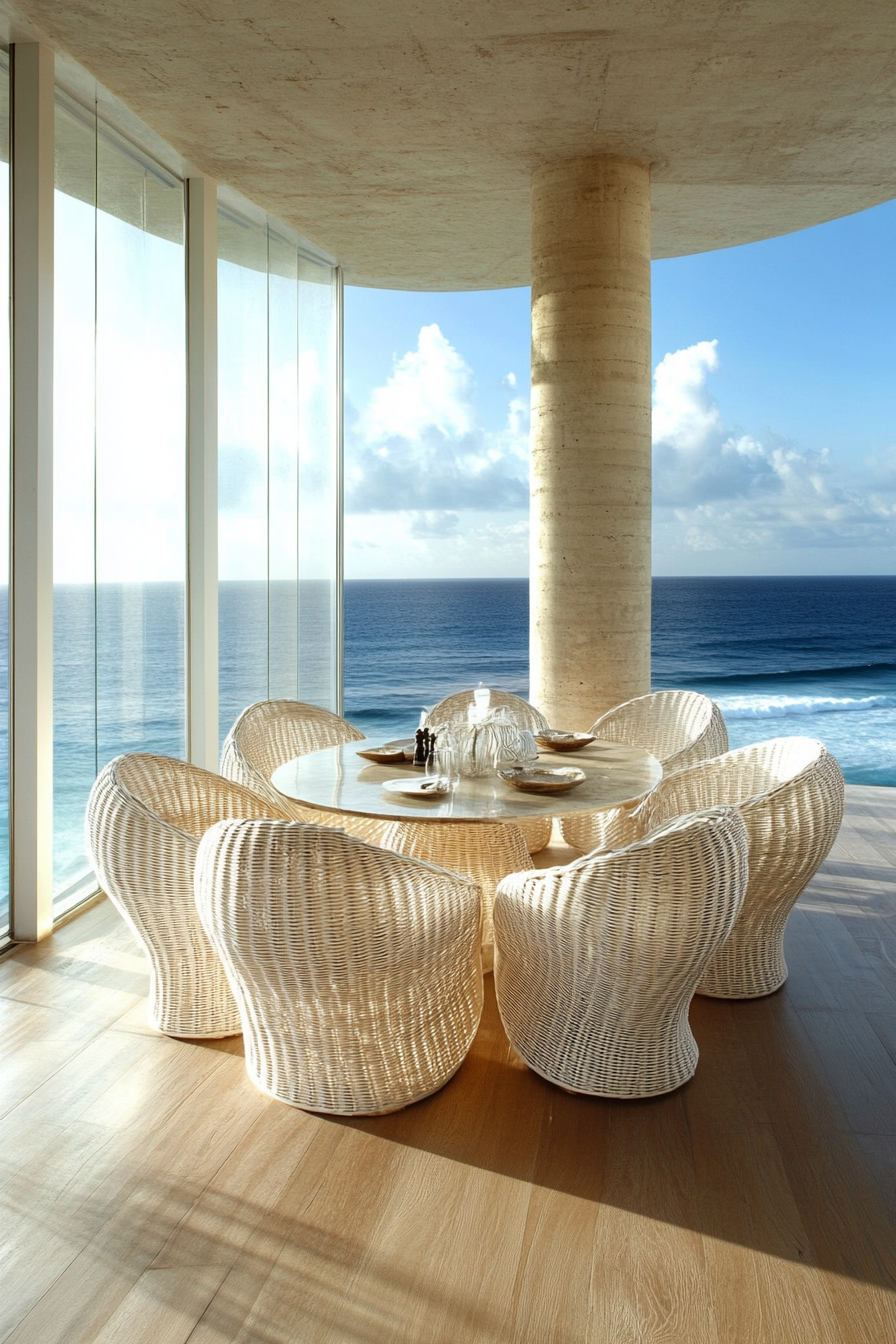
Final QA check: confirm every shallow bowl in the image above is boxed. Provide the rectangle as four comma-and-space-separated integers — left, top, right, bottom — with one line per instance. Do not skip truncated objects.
534, 731, 596, 753
498, 765, 586, 794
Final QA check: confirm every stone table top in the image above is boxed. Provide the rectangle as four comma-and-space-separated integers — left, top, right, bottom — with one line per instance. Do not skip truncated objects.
270, 737, 662, 826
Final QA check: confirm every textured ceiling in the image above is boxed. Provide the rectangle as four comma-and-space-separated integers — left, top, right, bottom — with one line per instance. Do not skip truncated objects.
4, 0, 896, 287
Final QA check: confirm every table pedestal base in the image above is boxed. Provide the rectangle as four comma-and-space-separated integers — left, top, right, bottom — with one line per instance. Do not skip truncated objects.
377, 819, 531, 970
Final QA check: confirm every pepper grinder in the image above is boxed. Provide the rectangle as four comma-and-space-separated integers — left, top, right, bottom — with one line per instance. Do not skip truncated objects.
413, 727, 427, 767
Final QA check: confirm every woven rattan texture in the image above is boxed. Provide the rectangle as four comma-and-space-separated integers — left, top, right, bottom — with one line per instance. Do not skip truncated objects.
636, 737, 846, 998
87, 753, 293, 1038
560, 690, 728, 852
194, 820, 484, 1115
425, 689, 551, 734
220, 699, 390, 846
376, 817, 531, 970
425, 690, 552, 853
494, 807, 748, 1098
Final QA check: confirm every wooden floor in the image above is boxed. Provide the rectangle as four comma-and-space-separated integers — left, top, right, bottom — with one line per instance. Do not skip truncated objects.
1, 785, 895, 1344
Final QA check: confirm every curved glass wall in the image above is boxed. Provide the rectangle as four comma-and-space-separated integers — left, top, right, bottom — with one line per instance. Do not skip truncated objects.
217, 191, 339, 745
0, 76, 342, 939
53, 93, 186, 910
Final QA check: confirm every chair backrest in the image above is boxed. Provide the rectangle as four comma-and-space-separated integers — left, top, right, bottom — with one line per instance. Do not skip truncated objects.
643, 735, 845, 906
113, 752, 287, 839
194, 819, 484, 1113
87, 753, 289, 1038
590, 689, 728, 771
220, 699, 364, 809
494, 806, 749, 1096
645, 736, 835, 820
426, 689, 550, 733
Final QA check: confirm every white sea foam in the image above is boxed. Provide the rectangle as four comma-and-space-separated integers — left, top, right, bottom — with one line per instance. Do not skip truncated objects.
718, 694, 893, 720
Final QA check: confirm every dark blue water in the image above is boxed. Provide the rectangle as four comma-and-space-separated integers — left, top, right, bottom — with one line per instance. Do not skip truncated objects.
344, 576, 896, 787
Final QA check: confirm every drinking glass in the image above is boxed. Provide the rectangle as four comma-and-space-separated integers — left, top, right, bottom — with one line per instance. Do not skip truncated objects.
426, 738, 460, 791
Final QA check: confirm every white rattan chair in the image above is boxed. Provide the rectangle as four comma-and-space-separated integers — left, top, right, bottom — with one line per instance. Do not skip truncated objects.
425, 689, 552, 854
220, 698, 387, 844
561, 689, 728, 852
493, 807, 749, 1098
625, 736, 846, 998
86, 753, 293, 1039
194, 819, 484, 1115
376, 817, 531, 972
425, 688, 550, 734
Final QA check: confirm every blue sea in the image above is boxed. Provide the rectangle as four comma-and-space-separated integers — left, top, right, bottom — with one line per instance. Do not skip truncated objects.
344, 576, 896, 788
1, 574, 893, 933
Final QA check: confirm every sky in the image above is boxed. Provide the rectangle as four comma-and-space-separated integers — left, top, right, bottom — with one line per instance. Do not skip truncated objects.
344, 199, 896, 579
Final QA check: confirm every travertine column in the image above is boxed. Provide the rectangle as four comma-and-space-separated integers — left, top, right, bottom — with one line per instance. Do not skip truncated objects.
530, 155, 651, 730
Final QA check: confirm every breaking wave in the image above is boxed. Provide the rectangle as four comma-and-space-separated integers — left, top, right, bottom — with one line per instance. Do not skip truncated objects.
718, 693, 894, 721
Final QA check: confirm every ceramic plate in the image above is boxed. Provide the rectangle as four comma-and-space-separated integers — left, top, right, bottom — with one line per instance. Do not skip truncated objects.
357, 738, 417, 763
534, 731, 596, 753
357, 745, 407, 764
498, 765, 586, 794
381, 776, 452, 798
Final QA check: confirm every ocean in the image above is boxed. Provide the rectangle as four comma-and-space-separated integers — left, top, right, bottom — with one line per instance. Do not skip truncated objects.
344, 576, 896, 788
1, 574, 893, 925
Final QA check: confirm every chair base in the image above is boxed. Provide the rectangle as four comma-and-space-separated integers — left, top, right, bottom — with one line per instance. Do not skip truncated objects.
154, 1025, 243, 1040
515, 1038, 699, 1100
696, 973, 787, 1000
242, 1052, 470, 1116
697, 940, 789, 999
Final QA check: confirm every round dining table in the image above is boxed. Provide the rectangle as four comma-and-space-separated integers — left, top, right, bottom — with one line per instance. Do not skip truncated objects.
271, 737, 662, 967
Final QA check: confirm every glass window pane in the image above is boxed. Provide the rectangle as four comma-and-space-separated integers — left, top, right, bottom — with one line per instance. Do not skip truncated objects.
268, 229, 299, 700
53, 94, 186, 914
218, 207, 270, 743
95, 132, 186, 773
218, 192, 340, 746
298, 256, 338, 708
53, 96, 98, 901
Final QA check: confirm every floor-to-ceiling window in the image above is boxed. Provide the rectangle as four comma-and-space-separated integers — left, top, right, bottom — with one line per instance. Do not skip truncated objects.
0, 56, 10, 941
53, 92, 186, 912
217, 190, 339, 745
0, 58, 342, 942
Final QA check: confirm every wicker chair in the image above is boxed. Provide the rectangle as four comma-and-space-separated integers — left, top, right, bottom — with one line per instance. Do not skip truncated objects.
627, 736, 846, 998
376, 817, 531, 973
220, 698, 387, 844
426, 690, 552, 854
86, 753, 293, 1038
425, 688, 550, 734
561, 689, 728, 852
194, 819, 484, 1115
493, 807, 748, 1098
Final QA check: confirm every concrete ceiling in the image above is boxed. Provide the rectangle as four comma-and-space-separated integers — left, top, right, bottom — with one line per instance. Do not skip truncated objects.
4, 0, 896, 288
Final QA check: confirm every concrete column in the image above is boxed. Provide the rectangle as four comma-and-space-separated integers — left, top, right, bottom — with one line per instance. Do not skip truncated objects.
530, 155, 652, 730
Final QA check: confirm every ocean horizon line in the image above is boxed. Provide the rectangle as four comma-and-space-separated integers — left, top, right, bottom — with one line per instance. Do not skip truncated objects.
345, 573, 896, 582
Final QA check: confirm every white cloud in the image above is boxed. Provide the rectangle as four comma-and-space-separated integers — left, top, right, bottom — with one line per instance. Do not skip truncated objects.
653, 341, 779, 505
360, 324, 474, 443
345, 324, 529, 516
652, 341, 896, 558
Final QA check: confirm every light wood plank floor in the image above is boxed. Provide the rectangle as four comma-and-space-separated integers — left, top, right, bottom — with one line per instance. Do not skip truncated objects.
1, 784, 895, 1343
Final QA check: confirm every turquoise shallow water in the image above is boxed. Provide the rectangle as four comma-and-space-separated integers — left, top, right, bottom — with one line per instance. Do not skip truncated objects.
344, 575, 896, 787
